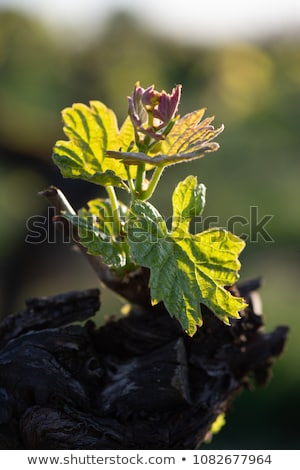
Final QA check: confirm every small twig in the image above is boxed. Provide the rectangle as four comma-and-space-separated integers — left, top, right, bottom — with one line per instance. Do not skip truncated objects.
39, 186, 76, 215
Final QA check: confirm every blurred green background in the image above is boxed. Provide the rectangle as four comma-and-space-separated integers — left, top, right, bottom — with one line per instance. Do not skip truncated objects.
0, 2, 299, 449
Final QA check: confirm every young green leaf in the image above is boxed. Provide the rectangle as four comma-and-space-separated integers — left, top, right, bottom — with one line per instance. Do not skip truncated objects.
105, 110, 224, 168
52, 101, 136, 188
162, 110, 221, 156
78, 198, 129, 237
127, 176, 247, 335
119, 116, 138, 152
63, 198, 133, 275
172, 175, 206, 232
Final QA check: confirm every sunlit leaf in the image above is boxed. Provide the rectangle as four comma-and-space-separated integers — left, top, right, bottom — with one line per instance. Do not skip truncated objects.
105, 109, 224, 168
128, 176, 247, 335
52, 101, 130, 187
119, 116, 138, 152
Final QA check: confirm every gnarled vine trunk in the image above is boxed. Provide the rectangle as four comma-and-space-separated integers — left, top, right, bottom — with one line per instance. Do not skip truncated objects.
0, 280, 288, 449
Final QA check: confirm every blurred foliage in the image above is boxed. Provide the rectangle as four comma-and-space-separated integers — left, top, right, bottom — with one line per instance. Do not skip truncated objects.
0, 8, 299, 449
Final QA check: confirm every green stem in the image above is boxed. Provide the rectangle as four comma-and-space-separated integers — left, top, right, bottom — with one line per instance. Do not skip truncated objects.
106, 185, 121, 237
125, 165, 135, 194
140, 166, 164, 201
135, 163, 145, 196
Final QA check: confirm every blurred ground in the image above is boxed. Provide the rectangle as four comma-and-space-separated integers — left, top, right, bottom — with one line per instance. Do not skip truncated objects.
0, 9, 299, 449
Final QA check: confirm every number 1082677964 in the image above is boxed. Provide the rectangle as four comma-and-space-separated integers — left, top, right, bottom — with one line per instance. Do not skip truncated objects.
193, 454, 272, 465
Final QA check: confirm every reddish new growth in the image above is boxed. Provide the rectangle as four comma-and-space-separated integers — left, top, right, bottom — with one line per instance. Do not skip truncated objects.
128, 81, 182, 142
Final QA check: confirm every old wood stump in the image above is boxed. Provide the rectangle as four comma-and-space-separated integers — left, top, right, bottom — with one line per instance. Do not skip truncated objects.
0, 279, 288, 449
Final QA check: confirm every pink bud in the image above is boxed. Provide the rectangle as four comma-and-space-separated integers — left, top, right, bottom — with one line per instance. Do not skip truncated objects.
153, 85, 182, 126
128, 82, 182, 143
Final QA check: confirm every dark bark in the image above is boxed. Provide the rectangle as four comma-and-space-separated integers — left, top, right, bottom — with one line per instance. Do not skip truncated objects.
0, 281, 288, 449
